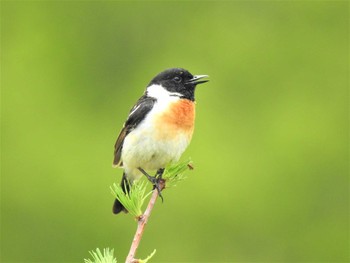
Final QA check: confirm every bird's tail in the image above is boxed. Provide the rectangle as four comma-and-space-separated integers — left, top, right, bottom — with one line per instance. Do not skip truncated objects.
112, 172, 130, 214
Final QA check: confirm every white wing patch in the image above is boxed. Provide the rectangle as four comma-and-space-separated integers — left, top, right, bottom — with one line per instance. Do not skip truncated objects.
128, 104, 141, 117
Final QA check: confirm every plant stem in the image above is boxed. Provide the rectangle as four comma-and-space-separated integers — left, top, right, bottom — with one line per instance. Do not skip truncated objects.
126, 179, 165, 263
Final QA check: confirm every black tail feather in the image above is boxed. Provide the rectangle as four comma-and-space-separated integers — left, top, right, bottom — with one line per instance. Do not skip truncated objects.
112, 173, 130, 214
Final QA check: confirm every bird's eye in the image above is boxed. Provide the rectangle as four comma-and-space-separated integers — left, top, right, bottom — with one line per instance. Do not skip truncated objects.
173, 76, 182, 82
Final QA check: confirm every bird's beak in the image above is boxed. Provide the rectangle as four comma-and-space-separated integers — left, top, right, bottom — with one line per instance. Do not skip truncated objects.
186, 75, 209, 85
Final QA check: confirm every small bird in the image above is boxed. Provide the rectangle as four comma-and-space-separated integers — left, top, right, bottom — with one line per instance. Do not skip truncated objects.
112, 68, 209, 214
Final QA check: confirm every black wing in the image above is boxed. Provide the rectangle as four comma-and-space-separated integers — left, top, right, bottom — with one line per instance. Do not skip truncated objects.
113, 95, 156, 167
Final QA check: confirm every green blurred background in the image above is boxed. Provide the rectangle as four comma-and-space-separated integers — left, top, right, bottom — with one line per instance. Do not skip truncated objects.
1, 1, 348, 262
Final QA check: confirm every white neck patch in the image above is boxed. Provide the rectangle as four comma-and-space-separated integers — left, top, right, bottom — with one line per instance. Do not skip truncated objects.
146, 84, 182, 100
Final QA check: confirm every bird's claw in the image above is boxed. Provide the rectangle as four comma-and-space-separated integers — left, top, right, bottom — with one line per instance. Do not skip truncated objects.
147, 176, 164, 202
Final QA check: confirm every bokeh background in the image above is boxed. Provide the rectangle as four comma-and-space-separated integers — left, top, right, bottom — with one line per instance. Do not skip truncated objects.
1, 1, 348, 262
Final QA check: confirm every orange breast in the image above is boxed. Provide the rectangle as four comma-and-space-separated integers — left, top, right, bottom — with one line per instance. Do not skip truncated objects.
155, 99, 196, 140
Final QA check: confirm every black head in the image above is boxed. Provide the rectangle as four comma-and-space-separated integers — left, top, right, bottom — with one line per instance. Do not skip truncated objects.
147, 68, 209, 101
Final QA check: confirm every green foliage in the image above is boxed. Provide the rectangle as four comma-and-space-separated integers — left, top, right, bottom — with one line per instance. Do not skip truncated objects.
110, 160, 193, 218
110, 180, 152, 218
84, 248, 117, 263
138, 249, 157, 263
162, 159, 192, 188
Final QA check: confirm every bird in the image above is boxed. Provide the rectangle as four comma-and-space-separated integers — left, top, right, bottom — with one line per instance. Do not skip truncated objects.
112, 67, 209, 214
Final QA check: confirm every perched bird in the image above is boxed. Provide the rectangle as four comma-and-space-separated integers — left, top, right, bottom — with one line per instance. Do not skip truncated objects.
112, 68, 209, 214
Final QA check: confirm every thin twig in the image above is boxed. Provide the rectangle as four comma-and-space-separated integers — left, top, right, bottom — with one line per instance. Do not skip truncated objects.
126, 179, 165, 263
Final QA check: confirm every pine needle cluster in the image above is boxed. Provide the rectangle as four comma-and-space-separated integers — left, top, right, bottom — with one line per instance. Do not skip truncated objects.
84, 248, 117, 263
110, 159, 192, 218
111, 180, 152, 218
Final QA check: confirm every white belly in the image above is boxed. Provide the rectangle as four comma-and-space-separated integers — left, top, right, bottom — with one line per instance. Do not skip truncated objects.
121, 123, 191, 179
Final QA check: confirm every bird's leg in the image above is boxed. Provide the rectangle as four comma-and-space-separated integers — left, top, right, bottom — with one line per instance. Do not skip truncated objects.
154, 168, 165, 202
155, 168, 165, 179
138, 167, 154, 182
138, 167, 164, 202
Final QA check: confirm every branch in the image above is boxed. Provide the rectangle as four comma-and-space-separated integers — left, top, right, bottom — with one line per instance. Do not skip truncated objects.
126, 179, 165, 263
